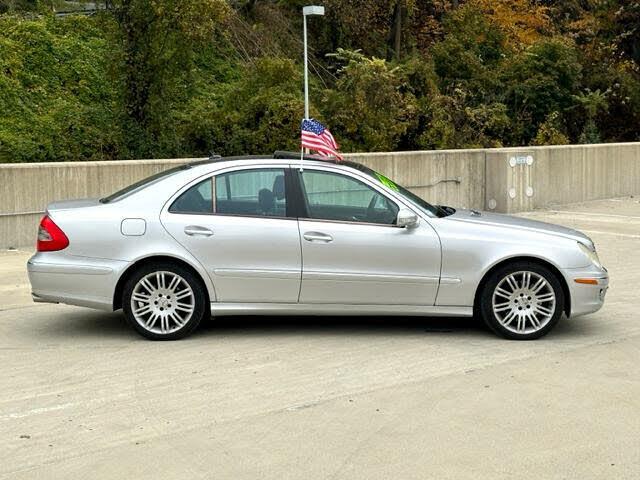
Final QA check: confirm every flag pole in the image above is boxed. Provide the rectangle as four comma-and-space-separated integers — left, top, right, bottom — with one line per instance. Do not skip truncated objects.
303, 10, 309, 123
301, 10, 309, 171
301, 6, 324, 171
300, 134, 304, 172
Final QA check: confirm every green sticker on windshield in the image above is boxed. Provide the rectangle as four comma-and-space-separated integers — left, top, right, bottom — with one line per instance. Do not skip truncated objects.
375, 172, 399, 191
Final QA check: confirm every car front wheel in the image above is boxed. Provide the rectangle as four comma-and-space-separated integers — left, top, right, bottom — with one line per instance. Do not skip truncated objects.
122, 262, 206, 340
479, 262, 565, 340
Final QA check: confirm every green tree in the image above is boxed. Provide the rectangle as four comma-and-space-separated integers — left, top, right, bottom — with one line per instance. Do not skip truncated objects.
430, 4, 506, 97
177, 57, 304, 156
322, 49, 416, 152
108, 0, 228, 156
501, 38, 581, 145
573, 89, 608, 144
0, 15, 121, 162
533, 111, 569, 145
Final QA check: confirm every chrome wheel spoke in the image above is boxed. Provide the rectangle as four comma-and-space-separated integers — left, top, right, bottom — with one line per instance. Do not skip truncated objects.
532, 278, 547, 294
175, 302, 194, 314
495, 286, 511, 299
140, 278, 155, 294
132, 292, 151, 303
528, 312, 541, 328
501, 310, 517, 326
134, 304, 153, 316
168, 275, 181, 292
505, 274, 519, 292
534, 305, 553, 316
146, 312, 159, 329
175, 289, 192, 301
169, 312, 185, 327
494, 301, 511, 312
537, 293, 554, 303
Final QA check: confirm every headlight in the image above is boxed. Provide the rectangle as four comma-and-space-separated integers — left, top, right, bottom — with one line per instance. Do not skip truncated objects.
578, 242, 602, 268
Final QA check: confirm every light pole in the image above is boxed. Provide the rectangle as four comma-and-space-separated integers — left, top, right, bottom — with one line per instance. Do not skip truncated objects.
302, 5, 324, 121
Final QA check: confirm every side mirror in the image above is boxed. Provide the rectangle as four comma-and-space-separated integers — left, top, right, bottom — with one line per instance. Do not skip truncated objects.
397, 209, 419, 228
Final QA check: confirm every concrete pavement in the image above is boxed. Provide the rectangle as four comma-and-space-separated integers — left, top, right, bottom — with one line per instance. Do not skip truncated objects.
1, 198, 639, 479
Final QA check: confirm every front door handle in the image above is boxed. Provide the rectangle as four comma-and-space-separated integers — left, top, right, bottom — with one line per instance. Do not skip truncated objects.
184, 225, 213, 237
303, 231, 333, 243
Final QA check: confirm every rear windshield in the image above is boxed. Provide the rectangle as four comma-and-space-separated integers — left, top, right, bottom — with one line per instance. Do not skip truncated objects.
100, 165, 190, 204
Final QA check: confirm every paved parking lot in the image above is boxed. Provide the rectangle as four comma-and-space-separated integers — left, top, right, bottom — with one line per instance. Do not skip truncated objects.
1, 198, 639, 479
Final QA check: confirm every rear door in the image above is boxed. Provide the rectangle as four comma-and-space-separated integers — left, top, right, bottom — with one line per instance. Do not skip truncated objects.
295, 166, 441, 306
160, 165, 301, 303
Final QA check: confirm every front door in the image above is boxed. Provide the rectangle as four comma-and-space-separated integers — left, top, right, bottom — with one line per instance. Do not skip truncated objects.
160, 166, 301, 303
296, 167, 441, 306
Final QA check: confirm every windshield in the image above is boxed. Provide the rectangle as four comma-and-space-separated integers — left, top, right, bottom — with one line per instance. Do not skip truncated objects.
349, 163, 448, 218
100, 165, 190, 203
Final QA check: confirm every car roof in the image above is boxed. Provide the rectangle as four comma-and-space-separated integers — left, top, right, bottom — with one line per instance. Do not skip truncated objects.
187, 151, 366, 173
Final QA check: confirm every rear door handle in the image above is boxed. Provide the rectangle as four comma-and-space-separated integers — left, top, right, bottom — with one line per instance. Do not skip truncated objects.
184, 225, 213, 237
303, 231, 333, 243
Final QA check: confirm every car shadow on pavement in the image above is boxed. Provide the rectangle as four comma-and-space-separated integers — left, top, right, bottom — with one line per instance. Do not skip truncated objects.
38, 308, 601, 341
197, 315, 483, 338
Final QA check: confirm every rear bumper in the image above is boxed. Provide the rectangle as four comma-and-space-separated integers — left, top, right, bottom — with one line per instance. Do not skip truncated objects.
561, 265, 609, 317
27, 253, 128, 311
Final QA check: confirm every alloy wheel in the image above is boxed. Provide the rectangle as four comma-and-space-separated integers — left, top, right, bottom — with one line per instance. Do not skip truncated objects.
491, 270, 556, 335
130, 271, 195, 335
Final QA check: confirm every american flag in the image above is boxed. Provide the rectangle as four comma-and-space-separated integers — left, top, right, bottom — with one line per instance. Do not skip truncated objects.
301, 118, 343, 160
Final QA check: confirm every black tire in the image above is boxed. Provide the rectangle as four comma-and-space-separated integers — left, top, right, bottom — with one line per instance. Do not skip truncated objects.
478, 261, 565, 340
122, 262, 207, 340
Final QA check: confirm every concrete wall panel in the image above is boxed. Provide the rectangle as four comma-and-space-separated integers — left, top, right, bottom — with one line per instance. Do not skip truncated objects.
1, 142, 640, 247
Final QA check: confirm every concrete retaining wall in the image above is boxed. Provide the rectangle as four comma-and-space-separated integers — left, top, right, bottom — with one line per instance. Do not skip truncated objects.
0, 159, 200, 249
1, 142, 639, 248
485, 143, 640, 213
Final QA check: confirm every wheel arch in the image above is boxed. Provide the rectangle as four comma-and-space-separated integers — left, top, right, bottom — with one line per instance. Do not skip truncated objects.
113, 255, 211, 312
473, 256, 571, 318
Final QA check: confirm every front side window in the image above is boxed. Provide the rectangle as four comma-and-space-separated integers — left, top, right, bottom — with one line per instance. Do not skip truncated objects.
299, 170, 398, 225
170, 168, 288, 217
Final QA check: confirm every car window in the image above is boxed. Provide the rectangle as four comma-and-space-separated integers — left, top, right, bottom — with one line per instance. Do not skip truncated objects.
299, 170, 398, 225
215, 168, 287, 217
170, 168, 288, 217
170, 178, 213, 214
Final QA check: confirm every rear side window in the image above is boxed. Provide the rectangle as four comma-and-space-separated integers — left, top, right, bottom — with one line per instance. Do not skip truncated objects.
215, 168, 286, 217
170, 178, 213, 214
169, 168, 287, 217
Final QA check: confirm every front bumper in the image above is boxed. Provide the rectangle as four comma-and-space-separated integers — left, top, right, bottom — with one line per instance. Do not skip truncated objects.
562, 265, 609, 317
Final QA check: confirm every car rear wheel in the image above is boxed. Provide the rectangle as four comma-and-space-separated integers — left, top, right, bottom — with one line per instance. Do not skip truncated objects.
479, 262, 564, 340
122, 263, 206, 340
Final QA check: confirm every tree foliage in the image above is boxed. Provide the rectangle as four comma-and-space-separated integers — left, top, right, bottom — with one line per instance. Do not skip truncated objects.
0, 0, 639, 162
109, 0, 229, 156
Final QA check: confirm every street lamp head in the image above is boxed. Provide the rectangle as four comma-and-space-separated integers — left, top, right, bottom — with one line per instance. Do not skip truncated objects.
303, 5, 325, 16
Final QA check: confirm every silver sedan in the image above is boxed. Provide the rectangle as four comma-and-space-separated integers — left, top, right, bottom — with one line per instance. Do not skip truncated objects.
27, 152, 609, 340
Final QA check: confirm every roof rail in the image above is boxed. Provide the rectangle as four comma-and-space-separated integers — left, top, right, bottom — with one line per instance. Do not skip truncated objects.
273, 150, 338, 161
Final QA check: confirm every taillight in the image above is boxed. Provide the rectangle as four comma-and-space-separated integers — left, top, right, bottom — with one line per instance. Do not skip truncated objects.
37, 215, 69, 252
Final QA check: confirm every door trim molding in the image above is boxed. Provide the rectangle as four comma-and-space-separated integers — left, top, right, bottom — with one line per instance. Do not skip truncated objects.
213, 268, 300, 280
302, 271, 439, 284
